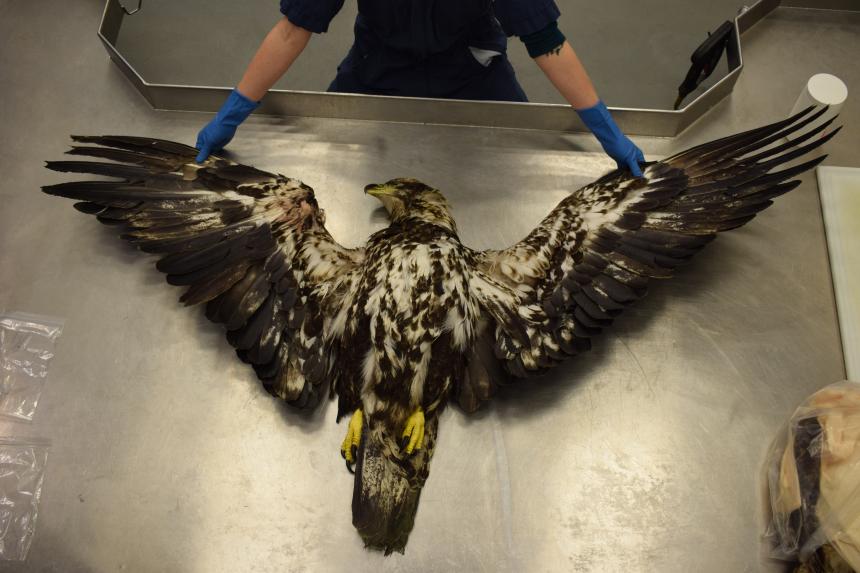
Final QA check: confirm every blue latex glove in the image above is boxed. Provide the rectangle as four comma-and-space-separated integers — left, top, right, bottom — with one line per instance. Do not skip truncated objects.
576, 101, 645, 177
195, 88, 260, 163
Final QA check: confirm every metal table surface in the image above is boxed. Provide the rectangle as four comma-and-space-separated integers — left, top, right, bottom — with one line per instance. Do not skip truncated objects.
1, 2, 857, 572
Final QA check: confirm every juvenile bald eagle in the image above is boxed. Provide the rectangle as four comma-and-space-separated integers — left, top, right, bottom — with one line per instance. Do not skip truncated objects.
43, 107, 836, 554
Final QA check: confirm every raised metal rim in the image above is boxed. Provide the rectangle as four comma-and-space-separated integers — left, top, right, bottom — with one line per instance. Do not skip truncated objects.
98, 0, 823, 137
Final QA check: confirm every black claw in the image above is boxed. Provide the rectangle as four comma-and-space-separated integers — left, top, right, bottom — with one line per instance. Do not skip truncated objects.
346, 459, 355, 474
400, 436, 409, 451
340, 449, 346, 460
350, 445, 357, 462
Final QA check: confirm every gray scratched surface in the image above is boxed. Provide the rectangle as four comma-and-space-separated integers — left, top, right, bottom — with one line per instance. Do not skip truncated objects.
1, 1, 858, 572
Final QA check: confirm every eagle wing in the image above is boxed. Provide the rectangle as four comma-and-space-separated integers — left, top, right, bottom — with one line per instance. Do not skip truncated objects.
460, 107, 838, 412
44, 135, 363, 408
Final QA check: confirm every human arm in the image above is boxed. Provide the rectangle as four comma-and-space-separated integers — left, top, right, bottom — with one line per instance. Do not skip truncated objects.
195, 17, 312, 162
237, 17, 312, 101
525, 28, 645, 176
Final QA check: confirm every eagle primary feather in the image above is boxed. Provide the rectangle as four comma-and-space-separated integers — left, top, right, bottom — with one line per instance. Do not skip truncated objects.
42, 107, 837, 553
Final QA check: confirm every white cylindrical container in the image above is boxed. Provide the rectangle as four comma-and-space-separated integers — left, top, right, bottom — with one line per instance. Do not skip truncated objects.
788, 73, 848, 140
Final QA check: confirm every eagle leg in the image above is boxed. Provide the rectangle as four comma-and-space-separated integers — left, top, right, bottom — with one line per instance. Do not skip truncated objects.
341, 409, 364, 474
400, 407, 425, 455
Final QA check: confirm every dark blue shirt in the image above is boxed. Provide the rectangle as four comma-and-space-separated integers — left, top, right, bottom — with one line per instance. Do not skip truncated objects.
279, 0, 560, 101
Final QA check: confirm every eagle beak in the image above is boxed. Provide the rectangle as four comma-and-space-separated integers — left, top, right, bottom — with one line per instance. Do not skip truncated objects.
365, 183, 394, 197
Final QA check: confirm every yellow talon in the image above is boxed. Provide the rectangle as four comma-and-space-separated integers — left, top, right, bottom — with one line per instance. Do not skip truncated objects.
341, 409, 363, 465
401, 407, 425, 454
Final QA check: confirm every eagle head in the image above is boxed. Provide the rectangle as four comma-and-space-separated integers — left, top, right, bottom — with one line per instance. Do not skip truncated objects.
365, 178, 455, 231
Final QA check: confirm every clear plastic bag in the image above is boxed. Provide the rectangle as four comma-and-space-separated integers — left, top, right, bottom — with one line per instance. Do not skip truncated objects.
0, 312, 64, 421
0, 438, 50, 561
767, 381, 860, 572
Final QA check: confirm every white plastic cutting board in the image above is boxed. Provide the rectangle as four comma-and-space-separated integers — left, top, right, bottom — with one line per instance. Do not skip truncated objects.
818, 166, 860, 380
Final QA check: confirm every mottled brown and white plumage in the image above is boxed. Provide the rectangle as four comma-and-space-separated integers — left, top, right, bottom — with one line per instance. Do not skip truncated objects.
43, 107, 837, 553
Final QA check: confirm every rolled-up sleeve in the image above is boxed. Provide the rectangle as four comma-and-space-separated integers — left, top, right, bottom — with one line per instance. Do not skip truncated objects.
493, 0, 561, 37
280, 0, 345, 34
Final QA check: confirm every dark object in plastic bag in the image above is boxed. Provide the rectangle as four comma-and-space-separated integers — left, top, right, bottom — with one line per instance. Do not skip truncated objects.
767, 381, 860, 572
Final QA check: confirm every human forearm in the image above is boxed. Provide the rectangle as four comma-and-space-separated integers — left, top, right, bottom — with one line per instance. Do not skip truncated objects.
195, 17, 312, 161
533, 41, 599, 110
237, 17, 312, 101
530, 36, 643, 176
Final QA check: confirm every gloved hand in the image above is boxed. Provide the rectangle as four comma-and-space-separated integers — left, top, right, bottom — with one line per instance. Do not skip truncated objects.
576, 100, 645, 177
195, 88, 260, 163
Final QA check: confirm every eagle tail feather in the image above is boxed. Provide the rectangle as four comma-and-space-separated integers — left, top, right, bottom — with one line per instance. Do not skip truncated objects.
352, 415, 439, 554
